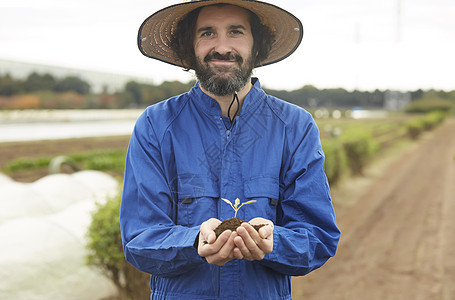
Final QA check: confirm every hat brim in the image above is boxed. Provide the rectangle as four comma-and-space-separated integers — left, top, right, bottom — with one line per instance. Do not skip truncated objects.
138, 0, 303, 68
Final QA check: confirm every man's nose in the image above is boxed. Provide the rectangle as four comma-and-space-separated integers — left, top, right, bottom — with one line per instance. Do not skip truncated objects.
213, 35, 233, 55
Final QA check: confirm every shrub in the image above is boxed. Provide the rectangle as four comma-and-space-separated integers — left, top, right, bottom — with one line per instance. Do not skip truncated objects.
322, 139, 346, 185
86, 190, 150, 300
406, 119, 425, 140
341, 130, 378, 175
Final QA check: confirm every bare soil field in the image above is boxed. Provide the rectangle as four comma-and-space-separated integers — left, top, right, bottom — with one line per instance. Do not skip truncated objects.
0, 135, 130, 182
293, 118, 455, 300
1, 119, 454, 300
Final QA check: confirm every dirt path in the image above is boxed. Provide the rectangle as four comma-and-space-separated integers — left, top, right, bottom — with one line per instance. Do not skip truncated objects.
292, 118, 455, 300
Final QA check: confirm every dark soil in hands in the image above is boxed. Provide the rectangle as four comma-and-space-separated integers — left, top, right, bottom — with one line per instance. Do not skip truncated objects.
214, 217, 266, 238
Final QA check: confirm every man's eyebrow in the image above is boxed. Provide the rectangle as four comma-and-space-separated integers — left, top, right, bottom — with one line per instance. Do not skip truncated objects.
196, 24, 247, 33
229, 25, 247, 31
196, 26, 214, 34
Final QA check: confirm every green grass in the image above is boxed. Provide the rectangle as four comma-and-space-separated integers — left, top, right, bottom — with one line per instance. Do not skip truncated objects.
3, 149, 126, 173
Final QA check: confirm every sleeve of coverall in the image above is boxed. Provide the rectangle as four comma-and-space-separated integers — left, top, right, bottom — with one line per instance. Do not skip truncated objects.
260, 116, 341, 276
120, 111, 205, 277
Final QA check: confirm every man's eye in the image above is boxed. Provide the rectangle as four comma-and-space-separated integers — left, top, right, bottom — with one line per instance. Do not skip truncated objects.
231, 30, 243, 35
201, 32, 213, 37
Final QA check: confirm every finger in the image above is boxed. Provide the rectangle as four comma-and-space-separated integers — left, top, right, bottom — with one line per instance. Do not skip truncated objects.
217, 231, 236, 259
234, 235, 254, 260
246, 223, 273, 254
233, 246, 244, 260
206, 232, 216, 244
258, 224, 273, 239
243, 222, 274, 246
236, 225, 263, 259
198, 230, 231, 257
238, 224, 270, 260
199, 232, 215, 245
240, 223, 262, 245
200, 218, 221, 244
205, 231, 236, 265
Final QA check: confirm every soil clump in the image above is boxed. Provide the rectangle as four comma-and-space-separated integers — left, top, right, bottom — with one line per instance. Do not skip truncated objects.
214, 218, 265, 238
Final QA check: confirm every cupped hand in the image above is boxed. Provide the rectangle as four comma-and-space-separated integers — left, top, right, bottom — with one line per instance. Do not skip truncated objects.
233, 217, 274, 261
198, 218, 237, 266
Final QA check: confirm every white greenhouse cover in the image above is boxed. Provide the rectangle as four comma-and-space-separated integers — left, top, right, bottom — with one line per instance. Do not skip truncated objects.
0, 171, 119, 299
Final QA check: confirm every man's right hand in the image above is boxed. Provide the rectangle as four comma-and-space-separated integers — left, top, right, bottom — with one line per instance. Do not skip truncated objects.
198, 218, 237, 266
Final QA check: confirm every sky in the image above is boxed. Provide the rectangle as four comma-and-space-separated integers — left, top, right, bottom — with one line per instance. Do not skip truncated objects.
1, 0, 454, 92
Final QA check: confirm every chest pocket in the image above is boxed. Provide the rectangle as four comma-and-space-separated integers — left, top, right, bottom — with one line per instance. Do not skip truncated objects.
175, 174, 219, 227
243, 176, 280, 223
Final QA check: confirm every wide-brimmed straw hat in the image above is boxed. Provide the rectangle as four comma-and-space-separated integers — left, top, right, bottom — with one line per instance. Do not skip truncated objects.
138, 0, 303, 68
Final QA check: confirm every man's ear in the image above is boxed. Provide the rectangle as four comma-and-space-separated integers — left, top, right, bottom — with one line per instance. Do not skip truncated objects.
182, 59, 192, 71
254, 50, 260, 65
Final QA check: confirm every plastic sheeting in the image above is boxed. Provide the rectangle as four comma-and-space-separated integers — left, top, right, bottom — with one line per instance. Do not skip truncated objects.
0, 171, 119, 299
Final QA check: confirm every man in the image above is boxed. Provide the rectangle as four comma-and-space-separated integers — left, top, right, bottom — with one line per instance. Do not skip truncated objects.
120, 1, 340, 299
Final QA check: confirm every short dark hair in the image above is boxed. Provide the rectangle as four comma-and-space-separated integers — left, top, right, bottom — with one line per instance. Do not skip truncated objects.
170, 5, 275, 70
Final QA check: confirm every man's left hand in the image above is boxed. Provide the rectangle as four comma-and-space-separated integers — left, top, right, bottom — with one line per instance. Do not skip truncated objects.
233, 217, 274, 261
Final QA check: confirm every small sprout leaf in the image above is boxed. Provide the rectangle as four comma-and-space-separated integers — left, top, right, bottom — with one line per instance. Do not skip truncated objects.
234, 198, 240, 209
221, 198, 232, 206
221, 197, 257, 218
221, 198, 235, 210
242, 200, 257, 205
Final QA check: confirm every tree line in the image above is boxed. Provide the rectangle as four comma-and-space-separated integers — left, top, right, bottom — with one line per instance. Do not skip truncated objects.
0, 72, 454, 110
0, 72, 90, 96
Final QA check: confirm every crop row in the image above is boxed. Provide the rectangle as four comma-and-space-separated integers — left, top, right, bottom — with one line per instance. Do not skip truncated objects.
320, 111, 449, 185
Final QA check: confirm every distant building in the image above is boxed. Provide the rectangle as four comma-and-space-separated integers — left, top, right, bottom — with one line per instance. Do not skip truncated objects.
0, 58, 155, 93
383, 90, 411, 111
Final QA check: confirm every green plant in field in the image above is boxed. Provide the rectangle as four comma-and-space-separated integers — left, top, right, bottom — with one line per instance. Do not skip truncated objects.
341, 129, 379, 176
406, 119, 425, 140
86, 192, 124, 275
3, 157, 51, 172
322, 139, 346, 185
86, 189, 150, 300
3, 149, 126, 174
222, 198, 256, 218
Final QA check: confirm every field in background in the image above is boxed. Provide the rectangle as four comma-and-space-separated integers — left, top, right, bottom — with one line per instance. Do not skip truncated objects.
0, 111, 447, 185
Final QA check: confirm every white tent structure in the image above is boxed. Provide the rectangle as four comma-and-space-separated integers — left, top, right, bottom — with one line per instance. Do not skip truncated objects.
0, 171, 119, 299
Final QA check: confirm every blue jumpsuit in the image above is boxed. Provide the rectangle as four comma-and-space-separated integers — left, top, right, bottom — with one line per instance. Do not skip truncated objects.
120, 78, 340, 299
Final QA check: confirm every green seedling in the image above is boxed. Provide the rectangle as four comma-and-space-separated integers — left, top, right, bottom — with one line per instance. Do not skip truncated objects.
221, 198, 256, 218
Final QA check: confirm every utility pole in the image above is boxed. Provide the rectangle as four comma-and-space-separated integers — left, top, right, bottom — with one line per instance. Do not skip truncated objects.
354, 22, 361, 90
396, 0, 402, 42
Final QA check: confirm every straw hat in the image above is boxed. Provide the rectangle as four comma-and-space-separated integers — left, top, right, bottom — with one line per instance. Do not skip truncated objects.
138, 0, 303, 68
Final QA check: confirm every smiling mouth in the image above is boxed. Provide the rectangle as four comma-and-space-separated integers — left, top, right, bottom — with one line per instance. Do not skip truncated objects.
210, 59, 236, 65
207, 59, 240, 73
204, 52, 243, 64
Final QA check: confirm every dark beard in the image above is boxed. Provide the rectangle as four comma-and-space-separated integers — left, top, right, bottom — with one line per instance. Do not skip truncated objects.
194, 52, 254, 96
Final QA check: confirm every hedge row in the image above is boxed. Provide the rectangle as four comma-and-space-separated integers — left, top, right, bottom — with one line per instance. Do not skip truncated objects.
322, 130, 379, 184
405, 111, 447, 140
324, 111, 448, 185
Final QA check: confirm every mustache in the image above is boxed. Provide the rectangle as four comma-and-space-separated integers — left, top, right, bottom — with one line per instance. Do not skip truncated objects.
204, 52, 243, 64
